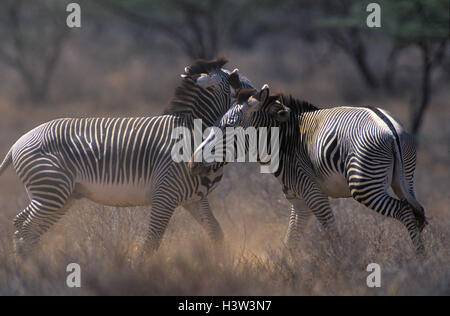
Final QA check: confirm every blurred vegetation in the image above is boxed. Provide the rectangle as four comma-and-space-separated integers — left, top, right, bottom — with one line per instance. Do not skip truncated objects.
0, 0, 69, 103
381, 0, 449, 135
0, 0, 448, 137
0, 1, 448, 296
95, 0, 267, 59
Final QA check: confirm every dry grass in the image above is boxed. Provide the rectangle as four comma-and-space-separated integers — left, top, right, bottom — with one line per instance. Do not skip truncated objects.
0, 45, 448, 296
0, 186, 448, 295
0, 155, 448, 295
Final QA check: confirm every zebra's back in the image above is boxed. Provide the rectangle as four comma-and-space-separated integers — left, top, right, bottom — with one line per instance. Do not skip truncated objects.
11, 116, 190, 206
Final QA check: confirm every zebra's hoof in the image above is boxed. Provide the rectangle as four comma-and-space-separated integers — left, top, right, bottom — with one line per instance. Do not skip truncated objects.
417, 217, 429, 233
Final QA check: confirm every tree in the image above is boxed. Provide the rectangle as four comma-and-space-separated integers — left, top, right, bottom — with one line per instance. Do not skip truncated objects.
96, 0, 257, 59
0, 0, 69, 103
382, 0, 449, 137
285, 0, 382, 89
293, 0, 448, 137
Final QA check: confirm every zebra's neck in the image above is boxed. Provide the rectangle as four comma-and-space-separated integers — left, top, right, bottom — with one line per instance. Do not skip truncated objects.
165, 78, 232, 128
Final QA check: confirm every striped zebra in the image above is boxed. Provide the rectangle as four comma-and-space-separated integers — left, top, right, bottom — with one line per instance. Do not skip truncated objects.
191, 85, 427, 255
0, 57, 254, 255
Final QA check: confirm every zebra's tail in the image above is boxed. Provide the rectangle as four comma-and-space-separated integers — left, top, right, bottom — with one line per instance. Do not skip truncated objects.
0, 148, 12, 177
369, 106, 427, 232
392, 136, 427, 231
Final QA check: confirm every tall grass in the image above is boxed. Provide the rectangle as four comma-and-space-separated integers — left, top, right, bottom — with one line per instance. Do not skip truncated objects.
0, 160, 448, 295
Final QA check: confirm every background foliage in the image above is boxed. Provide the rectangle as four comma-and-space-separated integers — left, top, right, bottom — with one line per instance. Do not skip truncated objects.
0, 0, 448, 295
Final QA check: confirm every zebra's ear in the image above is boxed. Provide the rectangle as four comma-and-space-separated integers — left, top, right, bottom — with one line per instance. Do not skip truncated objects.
180, 66, 192, 78
255, 84, 270, 104
228, 69, 241, 90
246, 84, 269, 110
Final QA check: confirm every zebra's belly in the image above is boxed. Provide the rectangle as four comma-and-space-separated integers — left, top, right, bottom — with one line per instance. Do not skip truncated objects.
317, 172, 351, 198
74, 181, 152, 207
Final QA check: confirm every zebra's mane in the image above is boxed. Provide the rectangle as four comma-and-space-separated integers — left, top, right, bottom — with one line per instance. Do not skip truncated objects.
184, 56, 228, 76
275, 94, 319, 163
276, 94, 319, 113
164, 57, 229, 115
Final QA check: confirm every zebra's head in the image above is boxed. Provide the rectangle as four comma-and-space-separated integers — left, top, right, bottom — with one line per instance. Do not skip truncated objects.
181, 57, 256, 99
165, 57, 255, 126
220, 84, 290, 128
181, 66, 241, 97
189, 84, 290, 174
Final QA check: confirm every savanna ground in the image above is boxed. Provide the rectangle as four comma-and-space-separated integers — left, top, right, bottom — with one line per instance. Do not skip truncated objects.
0, 34, 449, 295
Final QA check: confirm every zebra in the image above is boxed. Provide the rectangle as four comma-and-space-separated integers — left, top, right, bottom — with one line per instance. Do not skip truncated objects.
191, 85, 427, 256
0, 57, 255, 255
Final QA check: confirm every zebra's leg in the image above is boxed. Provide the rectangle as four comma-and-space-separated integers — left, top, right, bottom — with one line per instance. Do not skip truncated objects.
283, 198, 312, 250
15, 197, 74, 255
13, 204, 35, 254
395, 205, 425, 256
183, 197, 224, 244
13, 208, 32, 239
13, 170, 75, 256
296, 178, 341, 248
144, 191, 179, 254
351, 185, 425, 255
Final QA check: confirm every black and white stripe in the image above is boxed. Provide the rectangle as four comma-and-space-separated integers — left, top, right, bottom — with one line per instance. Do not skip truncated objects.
279, 99, 426, 254
0, 58, 255, 254
196, 87, 426, 255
